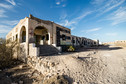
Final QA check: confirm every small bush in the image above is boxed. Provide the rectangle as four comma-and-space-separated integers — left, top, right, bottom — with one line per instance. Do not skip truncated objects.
67, 46, 75, 52
0, 38, 19, 69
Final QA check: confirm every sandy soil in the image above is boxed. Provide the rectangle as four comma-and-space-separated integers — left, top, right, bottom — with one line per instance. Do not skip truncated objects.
0, 45, 126, 84
45, 45, 126, 84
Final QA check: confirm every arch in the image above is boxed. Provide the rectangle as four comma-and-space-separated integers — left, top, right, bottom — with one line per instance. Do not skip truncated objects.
34, 26, 49, 46
20, 26, 26, 43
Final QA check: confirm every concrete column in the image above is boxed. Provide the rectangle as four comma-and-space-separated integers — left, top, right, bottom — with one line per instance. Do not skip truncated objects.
26, 18, 29, 56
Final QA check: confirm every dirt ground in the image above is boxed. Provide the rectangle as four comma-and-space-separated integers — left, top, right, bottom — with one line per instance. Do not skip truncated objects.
0, 63, 44, 84
0, 45, 126, 84
44, 45, 126, 84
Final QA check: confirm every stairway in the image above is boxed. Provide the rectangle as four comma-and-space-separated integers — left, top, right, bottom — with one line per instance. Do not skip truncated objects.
38, 45, 60, 56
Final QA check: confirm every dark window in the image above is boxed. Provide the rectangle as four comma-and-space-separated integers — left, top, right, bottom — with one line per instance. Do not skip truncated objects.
65, 30, 67, 33
60, 35, 62, 38
42, 36, 45, 40
16, 34, 18, 41
62, 34, 66, 40
46, 34, 49, 40
67, 36, 71, 40
72, 40, 75, 43
22, 31, 26, 42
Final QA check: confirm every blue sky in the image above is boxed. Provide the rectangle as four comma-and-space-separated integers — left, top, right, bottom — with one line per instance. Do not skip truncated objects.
0, 0, 126, 42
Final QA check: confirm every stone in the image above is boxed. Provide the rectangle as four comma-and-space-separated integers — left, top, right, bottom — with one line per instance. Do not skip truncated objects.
51, 62, 55, 67
19, 81, 23, 84
28, 74, 32, 77
32, 70, 39, 76
19, 65, 23, 69
73, 82, 79, 84
94, 52, 96, 54
11, 83, 18, 84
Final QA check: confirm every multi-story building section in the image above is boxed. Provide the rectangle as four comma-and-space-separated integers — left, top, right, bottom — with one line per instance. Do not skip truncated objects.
6, 15, 99, 61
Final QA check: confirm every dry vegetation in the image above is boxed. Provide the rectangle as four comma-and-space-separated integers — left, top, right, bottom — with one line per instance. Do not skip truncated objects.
0, 38, 19, 69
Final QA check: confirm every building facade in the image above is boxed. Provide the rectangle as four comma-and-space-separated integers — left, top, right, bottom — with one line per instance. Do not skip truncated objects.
6, 15, 99, 60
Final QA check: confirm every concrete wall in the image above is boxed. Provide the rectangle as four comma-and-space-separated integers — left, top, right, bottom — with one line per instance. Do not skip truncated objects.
28, 18, 53, 45
29, 43, 39, 56
6, 17, 29, 60
52, 23, 71, 46
71, 35, 99, 47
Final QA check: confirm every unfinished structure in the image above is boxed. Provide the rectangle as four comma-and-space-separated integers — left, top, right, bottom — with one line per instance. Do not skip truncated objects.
104, 40, 126, 47
6, 15, 99, 60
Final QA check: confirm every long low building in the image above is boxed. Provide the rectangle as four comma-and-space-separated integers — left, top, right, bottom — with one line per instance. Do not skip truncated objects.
6, 14, 99, 61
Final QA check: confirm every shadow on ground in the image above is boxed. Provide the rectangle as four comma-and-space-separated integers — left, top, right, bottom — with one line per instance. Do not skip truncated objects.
39, 45, 123, 57
0, 62, 35, 84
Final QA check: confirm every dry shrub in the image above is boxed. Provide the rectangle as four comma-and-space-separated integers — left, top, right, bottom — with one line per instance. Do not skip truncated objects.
43, 75, 69, 84
68, 46, 75, 52
0, 38, 19, 69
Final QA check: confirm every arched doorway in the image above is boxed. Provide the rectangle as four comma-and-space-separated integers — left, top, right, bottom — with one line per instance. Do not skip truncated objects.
20, 26, 26, 43
34, 26, 49, 46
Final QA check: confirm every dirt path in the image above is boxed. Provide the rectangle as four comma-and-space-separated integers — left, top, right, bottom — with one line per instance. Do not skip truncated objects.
45, 46, 126, 84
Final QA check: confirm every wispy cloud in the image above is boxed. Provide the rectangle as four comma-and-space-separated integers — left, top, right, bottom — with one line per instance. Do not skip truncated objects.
5, 0, 16, 6
93, 33, 99, 36
0, 25, 11, 33
91, 0, 125, 16
75, 11, 92, 20
0, 25, 10, 29
107, 6, 126, 25
0, 20, 19, 34
0, 29, 10, 33
0, 0, 17, 18
57, 11, 92, 30
101, 0, 125, 15
82, 27, 101, 33
62, 4, 66, 7
0, 3, 12, 9
91, 0, 105, 5
1, 20, 19, 26
55, 0, 67, 7
59, 10, 67, 20
106, 33, 117, 36
56, 2, 60, 5
0, 9, 7, 17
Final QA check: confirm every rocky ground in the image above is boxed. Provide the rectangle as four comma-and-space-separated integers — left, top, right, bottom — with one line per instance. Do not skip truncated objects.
0, 63, 45, 84
44, 45, 126, 84
0, 45, 126, 84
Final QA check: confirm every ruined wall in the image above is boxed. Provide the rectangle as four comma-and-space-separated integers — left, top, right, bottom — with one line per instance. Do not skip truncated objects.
6, 17, 29, 60
29, 43, 39, 56
52, 23, 71, 46
115, 41, 126, 47
28, 16, 53, 45
104, 40, 126, 47
27, 56, 63, 78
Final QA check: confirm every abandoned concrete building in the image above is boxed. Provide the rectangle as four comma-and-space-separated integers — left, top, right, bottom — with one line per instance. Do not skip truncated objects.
6, 15, 99, 60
